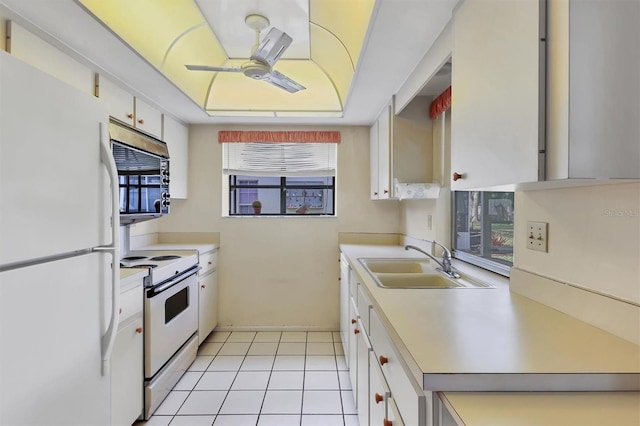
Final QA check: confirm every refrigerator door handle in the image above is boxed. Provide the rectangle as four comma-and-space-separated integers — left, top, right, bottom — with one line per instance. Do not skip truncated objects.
95, 122, 120, 376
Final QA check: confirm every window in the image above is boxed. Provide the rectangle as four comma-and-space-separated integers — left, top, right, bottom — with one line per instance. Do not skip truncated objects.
452, 191, 514, 276
223, 142, 337, 216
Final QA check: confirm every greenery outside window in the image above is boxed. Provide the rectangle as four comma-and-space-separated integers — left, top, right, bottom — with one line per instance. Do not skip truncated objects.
452, 191, 514, 276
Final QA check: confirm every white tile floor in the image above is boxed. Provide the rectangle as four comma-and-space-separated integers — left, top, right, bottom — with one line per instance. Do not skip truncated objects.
139, 331, 359, 426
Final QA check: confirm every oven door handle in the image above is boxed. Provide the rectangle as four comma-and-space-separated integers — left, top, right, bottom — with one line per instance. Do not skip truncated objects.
147, 266, 200, 297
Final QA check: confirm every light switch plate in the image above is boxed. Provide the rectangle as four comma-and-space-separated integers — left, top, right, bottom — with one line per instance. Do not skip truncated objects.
527, 221, 548, 252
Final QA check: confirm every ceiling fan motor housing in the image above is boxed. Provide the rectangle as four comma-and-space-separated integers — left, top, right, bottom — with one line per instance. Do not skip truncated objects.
243, 62, 270, 80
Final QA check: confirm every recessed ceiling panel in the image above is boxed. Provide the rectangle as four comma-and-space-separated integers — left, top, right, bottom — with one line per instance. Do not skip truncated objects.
195, 0, 310, 59
206, 59, 341, 113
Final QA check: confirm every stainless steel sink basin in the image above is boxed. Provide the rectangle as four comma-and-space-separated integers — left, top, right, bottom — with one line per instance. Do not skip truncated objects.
358, 258, 494, 289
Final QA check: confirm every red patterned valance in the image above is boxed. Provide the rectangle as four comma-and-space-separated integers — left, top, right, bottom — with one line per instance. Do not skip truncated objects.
218, 131, 340, 143
429, 86, 452, 120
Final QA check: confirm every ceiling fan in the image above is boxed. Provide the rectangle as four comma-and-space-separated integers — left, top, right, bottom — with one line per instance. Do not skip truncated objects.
185, 14, 306, 93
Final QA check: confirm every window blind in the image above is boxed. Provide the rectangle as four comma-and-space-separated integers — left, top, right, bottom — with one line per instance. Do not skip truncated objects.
223, 143, 337, 177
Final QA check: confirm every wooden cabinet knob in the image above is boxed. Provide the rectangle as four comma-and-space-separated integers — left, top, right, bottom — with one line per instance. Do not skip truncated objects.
374, 192, 378, 196
383, 189, 389, 194
119, 308, 122, 314
453, 172, 463, 181
351, 319, 357, 324
135, 327, 143, 334
208, 261, 212, 265
126, 113, 133, 119
137, 118, 145, 124
383, 419, 393, 426
379, 355, 389, 365
354, 328, 360, 335
375, 393, 384, 404
201, 284, 206, 289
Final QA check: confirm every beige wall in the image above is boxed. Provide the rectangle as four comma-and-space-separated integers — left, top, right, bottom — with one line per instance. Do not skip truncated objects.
514, 182, 640, 304
400, 110, 451, 248
156, 124, 400, 329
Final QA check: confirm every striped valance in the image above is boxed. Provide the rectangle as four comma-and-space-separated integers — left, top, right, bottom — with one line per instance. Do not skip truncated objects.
218, 131, 340, 144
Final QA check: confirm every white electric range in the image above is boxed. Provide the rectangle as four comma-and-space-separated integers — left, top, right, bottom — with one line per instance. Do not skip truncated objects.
121, 249, 200, 419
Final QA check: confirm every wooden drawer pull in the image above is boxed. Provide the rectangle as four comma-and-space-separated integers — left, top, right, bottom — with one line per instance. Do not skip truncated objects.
375, 393, 384, 404
354, 328, 360, 335
137, 118, 145, 124
453, 172, 464, 181
126, 113, 133, 119
201, 285, 206, 289
351, 319, 357, 324
135, 327, 143, 334
208, 261, 212, 265
383, 419, 392, 426
379, 355, 389, 365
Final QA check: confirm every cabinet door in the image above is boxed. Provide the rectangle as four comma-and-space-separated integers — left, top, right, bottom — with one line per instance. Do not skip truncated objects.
451, 0, 543, 189
112, 316, 143, 426
198, 270, 218, 345
348, 297, 359, 407
98, 75, 135, 126
356, 320, 371, 426
339, 254, 350, 362
134, 98, 162, 138
370, 120, 380, 199
163, 115, 189, 199
377, 103, 392, 199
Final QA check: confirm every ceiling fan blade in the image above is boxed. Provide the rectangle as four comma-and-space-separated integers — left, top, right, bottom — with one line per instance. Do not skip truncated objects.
250, 27, 292, 67
264, 70, 306, 93
185, 65, 242, 72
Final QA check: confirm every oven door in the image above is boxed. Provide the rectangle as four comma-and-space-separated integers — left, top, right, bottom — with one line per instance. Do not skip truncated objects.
144, 270, 198, 378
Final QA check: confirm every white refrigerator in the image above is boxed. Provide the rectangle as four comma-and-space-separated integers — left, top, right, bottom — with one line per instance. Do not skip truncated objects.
0, 51, 120, 424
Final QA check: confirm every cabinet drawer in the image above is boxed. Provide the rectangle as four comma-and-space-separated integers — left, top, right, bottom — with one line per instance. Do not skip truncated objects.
370, 308, 426, 426
370, 351, 391, 424
357, 284, 372, 334
199, 250, 218, 275
119, 286, 143, 325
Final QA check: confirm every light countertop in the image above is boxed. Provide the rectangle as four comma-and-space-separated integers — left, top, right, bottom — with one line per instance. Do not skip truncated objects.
119, 268, 147, 292
440, 392, 640, 426
137, 243, 218, 255
340, 244, 640, 391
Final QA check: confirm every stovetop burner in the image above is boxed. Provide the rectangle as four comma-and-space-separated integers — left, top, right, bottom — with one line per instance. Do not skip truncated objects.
122, 256, 148, 261
149, 255, 181, 261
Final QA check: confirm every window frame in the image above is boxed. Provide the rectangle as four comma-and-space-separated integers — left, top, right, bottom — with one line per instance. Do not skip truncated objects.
451, 191, 514, 277
228, 176, 336, 216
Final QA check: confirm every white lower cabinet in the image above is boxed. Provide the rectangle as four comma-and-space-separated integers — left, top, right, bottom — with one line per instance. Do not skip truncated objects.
357, 319, 372, 426
340, 251, 428, 426
198, 249, 218, 345
112, 285, 143, 426
340, 254, 351, 362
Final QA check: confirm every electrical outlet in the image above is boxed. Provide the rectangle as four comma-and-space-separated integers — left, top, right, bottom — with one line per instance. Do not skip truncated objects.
527, 221, 548, 252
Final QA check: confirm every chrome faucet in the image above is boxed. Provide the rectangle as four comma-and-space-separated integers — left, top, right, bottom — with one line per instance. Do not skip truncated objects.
404, 242, 460, 278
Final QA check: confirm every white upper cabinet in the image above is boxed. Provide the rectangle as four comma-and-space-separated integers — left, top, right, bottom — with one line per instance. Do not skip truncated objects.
370, 97, 433, 199
546, 0, 640, 180
7, 21, 94, 95
97, 75, 135, 127
134, 97, 162, 139
97, 75, 162, 139
451, 0, 544, 190
163, 115, 189, 199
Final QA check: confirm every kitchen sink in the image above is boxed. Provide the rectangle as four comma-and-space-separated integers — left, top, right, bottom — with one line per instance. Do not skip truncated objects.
359, 258, 434, 273
358, 258, 494, 289
375, 273, 460, 288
